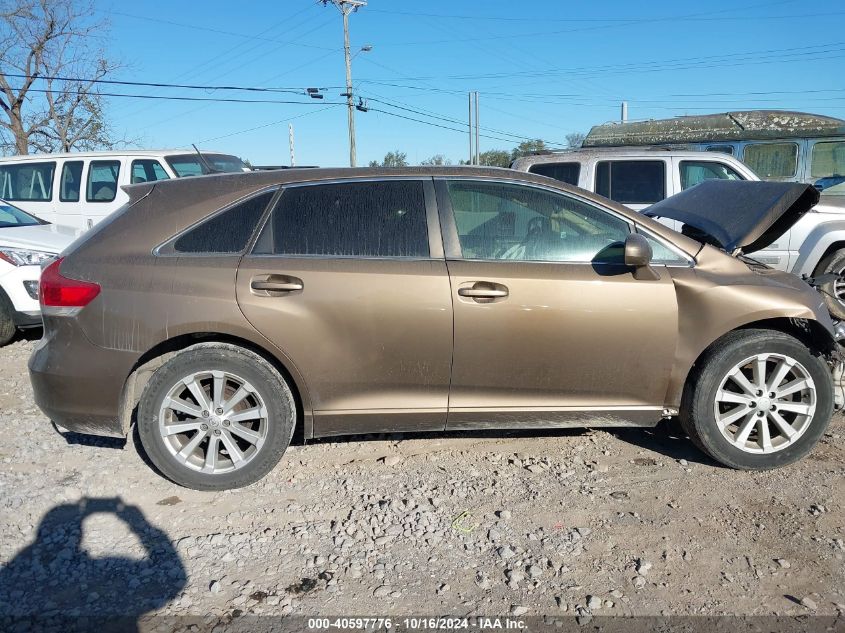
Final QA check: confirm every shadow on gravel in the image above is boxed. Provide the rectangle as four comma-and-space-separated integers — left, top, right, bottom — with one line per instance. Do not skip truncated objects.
609, 419, 720, 467
10, 327, 42, 343
51, 421, 126, 450
302, 421, 721, 467
0, 496, 186, 632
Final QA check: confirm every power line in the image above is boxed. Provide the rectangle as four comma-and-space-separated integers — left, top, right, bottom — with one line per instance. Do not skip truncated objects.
196, 104, 343, 144
98, 8, 338, 51
1, 73, 329, 94
359, 41, 845, 82
10, 87, 346, 106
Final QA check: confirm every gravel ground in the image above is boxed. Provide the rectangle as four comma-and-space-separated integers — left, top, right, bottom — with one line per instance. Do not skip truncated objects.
1, 335, 844, 628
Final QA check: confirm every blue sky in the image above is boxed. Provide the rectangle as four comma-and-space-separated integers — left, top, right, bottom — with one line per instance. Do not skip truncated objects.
99, 0, 845, 167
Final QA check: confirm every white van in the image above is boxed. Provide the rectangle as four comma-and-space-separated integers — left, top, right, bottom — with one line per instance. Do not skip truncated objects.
0, 150, 248, 230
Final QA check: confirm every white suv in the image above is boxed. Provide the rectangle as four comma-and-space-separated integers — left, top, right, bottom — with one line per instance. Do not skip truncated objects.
512, 147, 845, 318
0, 201, 76, 345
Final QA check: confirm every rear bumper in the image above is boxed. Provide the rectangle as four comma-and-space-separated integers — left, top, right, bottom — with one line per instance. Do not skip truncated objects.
28, 317, 140, 437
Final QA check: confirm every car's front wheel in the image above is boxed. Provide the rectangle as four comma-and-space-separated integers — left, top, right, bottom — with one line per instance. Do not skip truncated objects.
681, 329, 833, 469
137, 343, 295, 490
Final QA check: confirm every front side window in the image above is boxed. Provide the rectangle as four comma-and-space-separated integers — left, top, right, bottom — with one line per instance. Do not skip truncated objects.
131, 159, 170, 184
447, 180, 629, 264
743, 142, 798, 179
0, 162, 55, 201
86, 160, 121, 202
679, 160, 744, 190
173, 190, 276, 254
254, 180, 429, 258
595, 160, 666, 204
642, 233, 688, 265
528, 162, 581, 186
60, 161, 84, 202
810, 141, 845, 197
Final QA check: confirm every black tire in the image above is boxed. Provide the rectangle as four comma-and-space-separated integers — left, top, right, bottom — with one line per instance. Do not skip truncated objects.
815, 248, 845, 320
0, 290, 16, 347
680, 329, 833, 470
137, 343, 295, 490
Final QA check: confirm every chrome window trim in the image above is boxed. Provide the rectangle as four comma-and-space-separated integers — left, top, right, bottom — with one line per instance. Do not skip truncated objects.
153, 186, 280, 257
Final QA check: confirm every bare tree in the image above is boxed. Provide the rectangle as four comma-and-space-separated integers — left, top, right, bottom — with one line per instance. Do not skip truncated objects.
0, 0, 121, 155
566, 132, 586, 149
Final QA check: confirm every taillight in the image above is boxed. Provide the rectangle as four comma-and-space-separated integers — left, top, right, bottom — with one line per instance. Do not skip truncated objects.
40, 257, 100, 311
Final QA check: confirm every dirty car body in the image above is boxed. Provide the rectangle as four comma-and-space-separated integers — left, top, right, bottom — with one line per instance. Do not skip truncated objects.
29, 167, 839, 489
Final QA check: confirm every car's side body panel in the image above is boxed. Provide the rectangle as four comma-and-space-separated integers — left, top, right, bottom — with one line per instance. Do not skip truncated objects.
236, 256, 453, 436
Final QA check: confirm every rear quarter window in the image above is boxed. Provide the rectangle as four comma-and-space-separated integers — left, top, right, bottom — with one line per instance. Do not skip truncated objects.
595, 160, 666, 204
527, 162, 581, 186
743, 143, 798, 179
172, 190, 276, 254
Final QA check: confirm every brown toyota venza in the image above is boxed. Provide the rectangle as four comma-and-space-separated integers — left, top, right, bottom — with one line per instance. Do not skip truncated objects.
29, 167, 840, 490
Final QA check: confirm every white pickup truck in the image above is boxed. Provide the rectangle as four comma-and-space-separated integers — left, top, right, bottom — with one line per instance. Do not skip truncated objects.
512, 147, 845, 318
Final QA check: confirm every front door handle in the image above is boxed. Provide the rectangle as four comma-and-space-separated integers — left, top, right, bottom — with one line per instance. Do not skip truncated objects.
250, 275, 303, 296
457, 281, 509, 302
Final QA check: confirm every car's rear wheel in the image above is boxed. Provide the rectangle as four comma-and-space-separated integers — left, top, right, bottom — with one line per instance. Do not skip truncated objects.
815, 248, 845, 320
0, 290, 16, 347
137, 344, 295, 490
680, 329, 833, 469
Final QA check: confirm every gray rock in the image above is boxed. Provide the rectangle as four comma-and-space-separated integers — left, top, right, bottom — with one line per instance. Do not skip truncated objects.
800, 596, 818, 610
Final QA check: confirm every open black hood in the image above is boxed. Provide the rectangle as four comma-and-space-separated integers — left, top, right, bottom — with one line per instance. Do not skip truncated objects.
643, 180, 819, 254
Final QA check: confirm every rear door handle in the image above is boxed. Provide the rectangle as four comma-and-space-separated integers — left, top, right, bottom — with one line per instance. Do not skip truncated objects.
458, 287, 508, 298
250, 275, 303, 296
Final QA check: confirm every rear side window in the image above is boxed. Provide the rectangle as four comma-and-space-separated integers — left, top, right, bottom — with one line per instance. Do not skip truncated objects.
528, 162, 581, 186
173, 190, 275, 254
679, 160, 743, 190
255, 180, 429, 258
595, 160, 665, 204
0, 161, 55, 201
705, 145, 735, 155
86, 160, 121, 202
60, 161, 83, 202
743, 143, 798, 179
131, 159, 170, 184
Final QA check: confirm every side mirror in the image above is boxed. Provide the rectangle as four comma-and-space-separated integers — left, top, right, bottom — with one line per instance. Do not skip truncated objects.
625, 233, 660, 280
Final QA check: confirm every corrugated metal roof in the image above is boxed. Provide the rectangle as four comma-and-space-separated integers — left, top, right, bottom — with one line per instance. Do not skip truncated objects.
583, 110, 845, 147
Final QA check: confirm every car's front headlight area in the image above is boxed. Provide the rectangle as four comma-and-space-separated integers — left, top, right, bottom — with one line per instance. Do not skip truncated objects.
0, 247, 56, 267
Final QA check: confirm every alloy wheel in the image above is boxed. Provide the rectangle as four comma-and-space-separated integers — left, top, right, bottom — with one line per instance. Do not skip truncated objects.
713, 353, 816, 454
158, 370, 268, 474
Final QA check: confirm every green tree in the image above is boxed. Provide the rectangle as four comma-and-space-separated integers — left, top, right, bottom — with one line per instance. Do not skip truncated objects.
510, 139, 548, 161
368, 150, 408, 167
478, 149, 511, 168
420, 154, 451, 166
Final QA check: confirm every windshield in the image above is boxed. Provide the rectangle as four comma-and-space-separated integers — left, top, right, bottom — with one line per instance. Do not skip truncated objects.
165, 153, 248, 177
811, 141, 845, 197
0, 200, 46, 228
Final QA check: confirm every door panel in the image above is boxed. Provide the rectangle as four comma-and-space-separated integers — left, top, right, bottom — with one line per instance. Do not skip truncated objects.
437, 177, 679, 429
236, 257, 453, 434
446, 260, 678, 427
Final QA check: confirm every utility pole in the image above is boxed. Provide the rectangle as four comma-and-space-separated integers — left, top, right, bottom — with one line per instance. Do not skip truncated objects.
474, 91, 480, 166
289, 123, 296, 167
323, 0, 367, 167
468, 92, 474, 165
